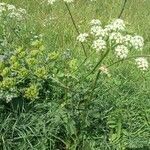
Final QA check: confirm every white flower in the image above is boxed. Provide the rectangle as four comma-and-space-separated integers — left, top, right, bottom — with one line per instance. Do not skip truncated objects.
7, 4, 16, 10
77, 33, 88, 42
135, 57, 148, 71
115, 45, 128, 59
90, 19, 101, 26
110, 19, 126, 31
48, 0, 57, 4
99, 65, 110, 76
8, 12, 22, 20
64, 0, 74, 3
123, 34, 132, 46
0, 3, 27, 21
104, 24, 114, 33
91, 26, 102, 36
131, 35, 144, 50
109, 32, 124, 44
0, 6, 6, 14
92, 38, 106, 52
18, 8, 27, 15
97, 29, 108, 38
91, 26, 108, 38
0, 3, 6, 6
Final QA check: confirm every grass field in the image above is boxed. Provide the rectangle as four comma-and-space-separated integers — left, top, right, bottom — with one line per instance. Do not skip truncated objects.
0, 0, 150, 150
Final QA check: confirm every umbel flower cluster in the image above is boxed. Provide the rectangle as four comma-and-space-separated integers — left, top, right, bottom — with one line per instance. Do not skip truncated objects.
77, 19, 149, 71
0, 2, 27, 21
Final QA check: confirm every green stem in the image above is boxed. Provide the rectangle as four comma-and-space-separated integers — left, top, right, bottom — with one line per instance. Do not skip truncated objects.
65, 2, 87, 57
89, 70, 101, 102
118, 0, 128, 18
87, 47, 110, 77
107, 55, 150, 68
87, 55, 150, 103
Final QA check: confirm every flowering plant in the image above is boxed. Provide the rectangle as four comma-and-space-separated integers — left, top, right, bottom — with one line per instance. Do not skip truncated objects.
0, 1, 150, 150
0, 37, 60, 102
77, 18, 149, 74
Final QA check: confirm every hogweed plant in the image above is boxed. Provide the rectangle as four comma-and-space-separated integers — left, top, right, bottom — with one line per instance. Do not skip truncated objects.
61, 2, 150, 149
76, 19, 149, 98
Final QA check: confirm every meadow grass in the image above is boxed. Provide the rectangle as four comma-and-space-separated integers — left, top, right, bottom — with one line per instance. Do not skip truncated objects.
0, 0, 150, 149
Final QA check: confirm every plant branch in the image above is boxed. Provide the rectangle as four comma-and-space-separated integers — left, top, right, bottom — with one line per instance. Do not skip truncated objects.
89, 70, 101, 102
87, 48, 110, 77
118, 0, 128, 18
86, 54, 150, 103
107, 55, 150, 68
65, 3, 87, 57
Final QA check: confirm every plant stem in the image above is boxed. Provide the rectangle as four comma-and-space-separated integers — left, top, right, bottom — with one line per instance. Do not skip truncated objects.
87, 48, 110, 77
87, 55, 150, 103
89, 70, 101, 102
107, 55, 150, 68
65, 3, 87, 57
118, 0, 128, 18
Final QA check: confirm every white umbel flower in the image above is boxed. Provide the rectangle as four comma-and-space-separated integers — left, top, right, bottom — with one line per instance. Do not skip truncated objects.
123, 34, 132, 46
99, 65, 110, 76
0, 6, 6, 14
115, 45, 128, 59
91, 26, 107, 37
91, 26, 102, 36
77, 33, 88, 42
92, 38, 106, 52
0, 3, 6, 7
90, 19, 101, 26
109, 32, 124, 44
8, 12, 23, 21
104, 24, 114, 33
64, 0, 74, 3
111, 19, 126, 31
0, 3, 6, 14
131, 35, 144, 50
135, 57, 148, 71
7, 4, 16, 10
48, 0, 57, 4
0, 3, 27, 21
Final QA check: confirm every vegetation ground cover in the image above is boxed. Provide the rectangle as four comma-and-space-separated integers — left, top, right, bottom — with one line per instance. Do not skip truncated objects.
0, 0, 150, 149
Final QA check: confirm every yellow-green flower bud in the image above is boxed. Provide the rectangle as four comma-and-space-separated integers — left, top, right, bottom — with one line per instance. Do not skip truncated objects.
18, 51, 26, 58
18, 67, 29, 78
10, 55, 17, 64
2, 77, 16, 89
39, 45, 45, 51
15, 47, 23, 54
31, 40, 42, 47
24, 84, 39, 100
26, 58, 37, 66
1, 67, 10, 77
11, 62, 20, 70
69, 59, 78, 71
35, 67, 48, 79
48, 52, 59, 60
29, 50, 39, 57
0, 62, 5, 70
